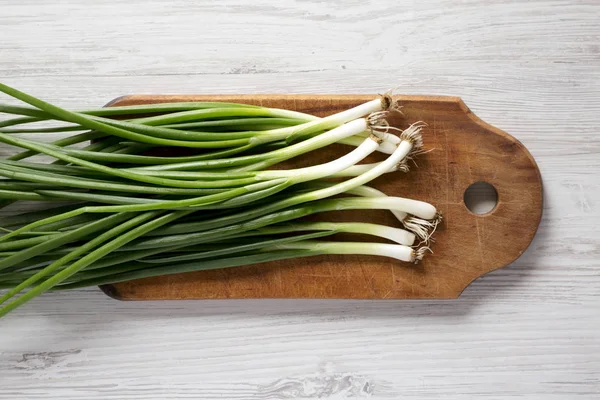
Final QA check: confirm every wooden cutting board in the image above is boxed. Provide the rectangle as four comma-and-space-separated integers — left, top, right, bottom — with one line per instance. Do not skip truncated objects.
100, 94, 543, 300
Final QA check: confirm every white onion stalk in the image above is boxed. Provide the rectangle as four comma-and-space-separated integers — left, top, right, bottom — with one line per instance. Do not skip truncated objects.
270, 241, 428, 263
365, 120, 433, 173
281, 122, 425, 210
338, 135, 397, 154
208, 117, 378, 173
331, 124, 426, 178
258, 222, 416, 246
289, 183, 439, 237
255, 126, 381, 183
347, 185, 441, 242
377, 139, 398, 155
293, 181, 441, 242
331, 162, 398, 178
323, 196, 437, 220
250, 96, 392, 145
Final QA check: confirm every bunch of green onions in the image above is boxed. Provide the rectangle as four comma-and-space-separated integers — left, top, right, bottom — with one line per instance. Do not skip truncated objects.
0, 82, 440, 317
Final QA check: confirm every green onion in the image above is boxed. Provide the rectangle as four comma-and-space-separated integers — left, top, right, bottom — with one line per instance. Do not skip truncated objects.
0, 83, 440, 317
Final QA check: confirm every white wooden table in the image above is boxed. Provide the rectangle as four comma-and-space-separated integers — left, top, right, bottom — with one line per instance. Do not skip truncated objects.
1, 1, 599, 398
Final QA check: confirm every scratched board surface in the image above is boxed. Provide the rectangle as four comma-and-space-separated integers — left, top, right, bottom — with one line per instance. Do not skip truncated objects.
100, 94, 543, 300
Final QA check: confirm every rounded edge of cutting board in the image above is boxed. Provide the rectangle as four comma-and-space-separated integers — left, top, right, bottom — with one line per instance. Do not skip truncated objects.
451, 98, 543, 297
99, 94, 543, 301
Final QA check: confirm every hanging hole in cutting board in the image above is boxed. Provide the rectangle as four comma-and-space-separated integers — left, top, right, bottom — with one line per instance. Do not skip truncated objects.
464, 181, 498, 215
